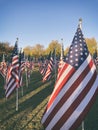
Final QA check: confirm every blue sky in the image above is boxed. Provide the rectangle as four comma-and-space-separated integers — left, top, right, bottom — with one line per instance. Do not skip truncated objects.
0, 0, 98, 49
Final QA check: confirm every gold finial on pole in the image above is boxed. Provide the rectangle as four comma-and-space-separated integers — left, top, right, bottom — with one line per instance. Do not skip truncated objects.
16, 37, 19, 42
79, 18, 82, 29
60, 38, 64, 62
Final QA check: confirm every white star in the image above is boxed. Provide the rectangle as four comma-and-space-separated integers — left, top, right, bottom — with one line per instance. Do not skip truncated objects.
79, 39, 82, 42
80, 48, 83, 51
81, 57, 84, 61
75, 49, 78, 52
85, 52, 88, 55
75, 63, 78, 66
75, 53, 78, 56
75, 58, 78, 61
80, 43, 82, 46
70, 60, 73, 63
70, 55, 73, 58
80, 52, 83, 55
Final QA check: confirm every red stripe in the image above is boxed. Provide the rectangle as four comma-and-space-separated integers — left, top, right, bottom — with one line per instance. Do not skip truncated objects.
56, 63, 67, 81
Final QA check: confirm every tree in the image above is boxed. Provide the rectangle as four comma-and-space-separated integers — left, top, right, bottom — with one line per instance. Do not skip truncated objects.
23, 46, 33, 56
0, 42, 13, 62
46, 40, 61, 56
85, 37, 97, 55
32, 44, 45, 57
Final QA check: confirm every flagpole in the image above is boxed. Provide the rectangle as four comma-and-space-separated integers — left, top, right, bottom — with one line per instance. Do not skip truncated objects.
78, 18, 85, 130
16, 87, 18, 111
82, 121, 84, 130
21, 76, 24, 96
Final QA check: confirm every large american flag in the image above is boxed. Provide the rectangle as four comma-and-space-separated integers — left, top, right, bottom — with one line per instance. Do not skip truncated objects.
41, 25, 98, 130
5, 41, 19, 98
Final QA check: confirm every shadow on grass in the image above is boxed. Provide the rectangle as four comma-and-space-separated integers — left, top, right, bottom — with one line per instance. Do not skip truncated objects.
0, 71, 43, 108
0, 80, 54, 130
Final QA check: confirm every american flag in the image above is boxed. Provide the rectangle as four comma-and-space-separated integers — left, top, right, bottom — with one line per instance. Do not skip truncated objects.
41, 24, 98, 130
43, 51, 54, 82
93, 49, 98, 67
5, 40, 19, 98
19, 50, 25, 87
40, 52, 51, 77
19, 51, 25, 72
0, 54, 7, 78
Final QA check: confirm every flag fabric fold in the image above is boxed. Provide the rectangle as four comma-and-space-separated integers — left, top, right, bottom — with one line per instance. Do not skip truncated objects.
41, 24, 98, 130
5, 41, 19, 98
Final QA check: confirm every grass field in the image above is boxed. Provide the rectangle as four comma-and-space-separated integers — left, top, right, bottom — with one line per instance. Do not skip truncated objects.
0, 67, 98, 130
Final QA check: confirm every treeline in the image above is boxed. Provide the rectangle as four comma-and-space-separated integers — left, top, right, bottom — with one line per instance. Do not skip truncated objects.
0, 37, 97, 61
0, 42, 13, 62
23, 38, 98, 58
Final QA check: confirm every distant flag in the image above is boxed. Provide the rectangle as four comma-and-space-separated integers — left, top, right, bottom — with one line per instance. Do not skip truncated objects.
43, 51, 54, 82
95, 56, 98, 66
41, 19, 98, 130
40, 52, 51, 77
19, 49, 25, 73
93, 49, 98, 66
0, 54, 7, 78
5, 39, 19, 98
19, 49, 25, 87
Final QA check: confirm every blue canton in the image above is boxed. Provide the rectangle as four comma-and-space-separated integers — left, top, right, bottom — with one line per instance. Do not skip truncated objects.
65, 27, 89, 69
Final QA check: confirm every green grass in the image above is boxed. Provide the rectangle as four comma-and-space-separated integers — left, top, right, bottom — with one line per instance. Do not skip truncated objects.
0, 67, 98, 130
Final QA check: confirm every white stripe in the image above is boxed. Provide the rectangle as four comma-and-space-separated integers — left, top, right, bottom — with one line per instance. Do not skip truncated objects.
42, 54, 91, 124
46, 62, 96, 130
61, 75, 98, 130
12, 64, 19, 69
6, 82, 17, 98
6, 78, 15, 91
12, 71, 19, 81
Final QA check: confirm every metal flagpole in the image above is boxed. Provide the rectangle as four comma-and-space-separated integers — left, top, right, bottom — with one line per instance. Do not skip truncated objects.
21, 75, 24, 96
82, 121, 84, 130
16, 87, 18, 111
78, 18, 85, 130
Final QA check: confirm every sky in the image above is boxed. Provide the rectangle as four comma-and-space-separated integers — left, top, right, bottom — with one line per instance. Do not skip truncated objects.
0, 0, 98, 50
